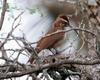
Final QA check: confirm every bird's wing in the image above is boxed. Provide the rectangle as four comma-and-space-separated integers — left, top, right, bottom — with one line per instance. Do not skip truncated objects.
36, 26, 64, 52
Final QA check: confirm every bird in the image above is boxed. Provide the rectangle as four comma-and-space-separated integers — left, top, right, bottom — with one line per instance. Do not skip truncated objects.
28, 14, 69, 64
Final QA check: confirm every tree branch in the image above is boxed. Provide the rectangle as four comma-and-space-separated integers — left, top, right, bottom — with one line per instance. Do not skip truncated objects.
42, 28, 96, 39
0, 0, 7, 30
0, 12, 23, 49
0, 58, 100, 79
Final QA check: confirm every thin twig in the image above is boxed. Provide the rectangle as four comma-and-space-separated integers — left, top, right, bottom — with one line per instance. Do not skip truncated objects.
42, 28, 96, 39
0, 24, 20, 49
0, 0, 7, 30
0, 12, 24, 49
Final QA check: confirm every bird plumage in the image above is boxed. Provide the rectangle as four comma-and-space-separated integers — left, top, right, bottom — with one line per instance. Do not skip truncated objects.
28, 14, 69, 64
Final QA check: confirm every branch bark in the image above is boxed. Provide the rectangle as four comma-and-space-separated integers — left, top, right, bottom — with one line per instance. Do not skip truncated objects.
0, 59, 100, 79
0, 0, 7, 30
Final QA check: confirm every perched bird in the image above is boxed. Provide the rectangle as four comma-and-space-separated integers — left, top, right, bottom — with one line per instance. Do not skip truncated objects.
28, 14, 69, 64
25, 0, 81, 64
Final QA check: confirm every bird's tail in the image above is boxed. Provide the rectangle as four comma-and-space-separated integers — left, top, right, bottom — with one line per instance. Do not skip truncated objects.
27, 48, 40, 64
27, 56, 34, 64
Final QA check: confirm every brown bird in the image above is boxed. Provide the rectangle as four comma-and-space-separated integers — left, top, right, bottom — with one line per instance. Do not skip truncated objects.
28, 14, 69, 64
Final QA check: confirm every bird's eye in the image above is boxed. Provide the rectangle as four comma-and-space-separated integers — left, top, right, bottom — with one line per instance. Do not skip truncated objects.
62, 23, 66, 26
62, 23, 65, 26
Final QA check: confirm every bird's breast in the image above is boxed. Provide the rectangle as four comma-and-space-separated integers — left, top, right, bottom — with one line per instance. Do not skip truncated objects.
53, 27, 79, 55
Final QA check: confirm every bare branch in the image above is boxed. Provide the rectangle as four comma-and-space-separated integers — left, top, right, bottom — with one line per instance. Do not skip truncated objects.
0, 12, 23, 49
42, 28, 96, 40
0, 58, 100, 79
0, 0, 7, 30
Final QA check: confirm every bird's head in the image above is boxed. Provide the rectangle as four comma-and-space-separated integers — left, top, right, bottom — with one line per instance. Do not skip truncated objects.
54, 14, 69, 28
